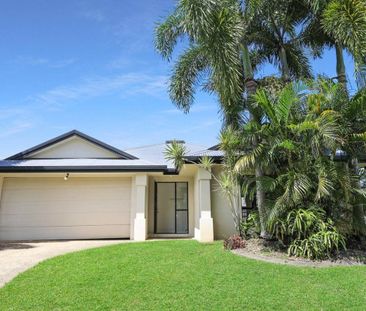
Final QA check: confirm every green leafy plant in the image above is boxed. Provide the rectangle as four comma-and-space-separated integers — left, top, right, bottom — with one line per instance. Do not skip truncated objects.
270, 207, 346, 259
286, 207, 326, 240
288, 221, 346, 260
240, 212, 260, 238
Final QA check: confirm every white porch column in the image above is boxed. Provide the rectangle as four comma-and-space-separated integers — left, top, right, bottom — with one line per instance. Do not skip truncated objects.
133, 174, 148, 241
196, 168, 214, 242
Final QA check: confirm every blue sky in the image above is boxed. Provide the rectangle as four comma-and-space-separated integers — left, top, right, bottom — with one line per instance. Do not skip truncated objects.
0, 0, 358, 159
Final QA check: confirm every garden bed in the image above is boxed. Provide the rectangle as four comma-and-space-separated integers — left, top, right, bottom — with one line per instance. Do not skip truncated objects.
233, 238, 366, 267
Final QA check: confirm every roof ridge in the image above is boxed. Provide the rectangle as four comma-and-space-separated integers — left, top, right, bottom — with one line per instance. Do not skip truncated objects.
124, 143, 167, 150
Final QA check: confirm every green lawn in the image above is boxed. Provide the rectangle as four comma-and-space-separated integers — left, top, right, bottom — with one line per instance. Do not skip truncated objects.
0, 241, 365, 310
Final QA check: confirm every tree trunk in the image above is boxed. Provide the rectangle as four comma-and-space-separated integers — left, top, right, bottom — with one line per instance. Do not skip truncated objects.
336, 44, 347, 90
279, 45, 290, 81
255, 166, 268, 238
241, 43, 269, 238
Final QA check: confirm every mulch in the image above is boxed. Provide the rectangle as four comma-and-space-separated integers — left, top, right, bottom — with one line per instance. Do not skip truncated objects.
232, 238, 366, 267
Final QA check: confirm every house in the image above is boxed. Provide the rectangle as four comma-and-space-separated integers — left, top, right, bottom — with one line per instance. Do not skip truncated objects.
0, 130, 238, 242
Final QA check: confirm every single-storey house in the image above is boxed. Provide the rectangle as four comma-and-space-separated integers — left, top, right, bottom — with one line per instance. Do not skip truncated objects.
0, 130, 238, 242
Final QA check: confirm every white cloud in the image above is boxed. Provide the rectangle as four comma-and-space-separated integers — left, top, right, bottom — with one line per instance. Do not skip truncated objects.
0, 119, 35, 138
0, 107, 29, 119
0, 72, 168, 139
0, 104, 39, 138
32, 73, 168, 108
80, 9, 105, 22
162, 104, 216, 115
13, 56, 76, 68
177, 120, 220, 134
48, 58, 77, 68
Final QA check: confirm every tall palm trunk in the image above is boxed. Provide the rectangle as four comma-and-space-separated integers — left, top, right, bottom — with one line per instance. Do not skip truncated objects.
241, 44, 268, 238
335, 44, 347, 90
279, 45, 291, 81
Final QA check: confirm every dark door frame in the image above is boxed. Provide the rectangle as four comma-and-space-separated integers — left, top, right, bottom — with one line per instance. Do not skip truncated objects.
154, 181, 189, 234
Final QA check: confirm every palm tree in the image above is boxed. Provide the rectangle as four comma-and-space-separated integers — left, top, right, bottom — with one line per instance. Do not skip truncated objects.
155, 0, 245, 128
155, 0, 314, 237
233, 79, 366, 236
155, 0, 269, 235
246, 0, 312, 81
303, 0, 366, 90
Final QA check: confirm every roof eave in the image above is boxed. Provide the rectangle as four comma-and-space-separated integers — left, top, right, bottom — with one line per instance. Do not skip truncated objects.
0, 165, 168, 173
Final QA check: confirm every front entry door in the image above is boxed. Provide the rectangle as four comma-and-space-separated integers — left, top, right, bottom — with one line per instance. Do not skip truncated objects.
155, 182, 188, 234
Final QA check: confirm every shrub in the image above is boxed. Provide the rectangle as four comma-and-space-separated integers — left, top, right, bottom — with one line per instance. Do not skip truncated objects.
286, 207, 326, 240
288, 221, 346, 260
240, 212, 260, 239
270, 207, 346, 260
224, 235, 246, 250
269, 207, 326, 243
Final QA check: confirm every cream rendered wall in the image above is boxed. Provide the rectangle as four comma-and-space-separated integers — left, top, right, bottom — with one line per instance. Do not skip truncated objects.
29, 136, 120, 158
211, 166, 238, 239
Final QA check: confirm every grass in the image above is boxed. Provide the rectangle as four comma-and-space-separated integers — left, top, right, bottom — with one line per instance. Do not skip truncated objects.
0, 240, 365, 310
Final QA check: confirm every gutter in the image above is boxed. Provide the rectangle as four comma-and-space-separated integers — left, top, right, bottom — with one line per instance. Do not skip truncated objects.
0, 165, 169, 173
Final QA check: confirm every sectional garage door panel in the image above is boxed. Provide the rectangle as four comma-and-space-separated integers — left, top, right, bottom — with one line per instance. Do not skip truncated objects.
0, 177, 131, 240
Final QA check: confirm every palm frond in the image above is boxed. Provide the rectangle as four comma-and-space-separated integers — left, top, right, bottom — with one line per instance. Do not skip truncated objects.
155, 11, 184, 60
275, 85, 298, 124
235, 143, 266, 172
322, 0, 366, 61
169, 45, 209, 113
253, 89, 277, 123
315, 167, 335, 201
164, 141, 187, 170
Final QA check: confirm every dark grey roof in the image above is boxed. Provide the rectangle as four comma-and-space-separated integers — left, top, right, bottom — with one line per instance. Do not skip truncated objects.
208, 144, 220, 150
185, 144, 224, 162
6, 130, 137, 160
186, 149, 224, 158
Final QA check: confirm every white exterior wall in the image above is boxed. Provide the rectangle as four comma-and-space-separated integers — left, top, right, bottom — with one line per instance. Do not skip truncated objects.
211, 166, 238, 239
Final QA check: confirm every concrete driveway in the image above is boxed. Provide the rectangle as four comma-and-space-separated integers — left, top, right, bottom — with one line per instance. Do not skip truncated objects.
0, 239, 128, 288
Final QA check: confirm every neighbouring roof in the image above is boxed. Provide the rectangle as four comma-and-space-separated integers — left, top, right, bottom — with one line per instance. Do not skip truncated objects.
185, 149, 224, 159
6, 130, 137, 160
184, 143, 224, 162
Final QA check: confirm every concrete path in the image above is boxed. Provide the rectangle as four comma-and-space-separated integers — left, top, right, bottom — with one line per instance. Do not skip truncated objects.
0, 239, 128, 288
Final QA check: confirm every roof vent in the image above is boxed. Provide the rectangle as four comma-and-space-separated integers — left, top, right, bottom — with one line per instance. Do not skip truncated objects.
165, 140, 185, 144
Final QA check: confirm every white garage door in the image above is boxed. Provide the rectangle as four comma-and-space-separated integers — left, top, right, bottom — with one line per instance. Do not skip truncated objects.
0, 177, 131, 240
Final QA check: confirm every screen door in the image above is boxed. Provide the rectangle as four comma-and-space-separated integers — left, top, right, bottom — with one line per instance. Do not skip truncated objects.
155, 182, 188, 234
